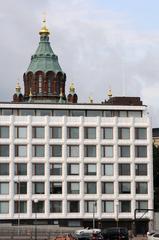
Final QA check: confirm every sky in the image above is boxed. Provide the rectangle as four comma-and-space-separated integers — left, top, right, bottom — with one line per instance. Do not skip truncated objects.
0, 0, 159, 126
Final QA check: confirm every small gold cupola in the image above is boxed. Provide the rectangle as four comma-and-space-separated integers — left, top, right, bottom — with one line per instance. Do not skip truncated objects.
39, 15, 50, 36
12, 82, 24, 103
69, 83, 75, 95
67, 82, 78, 103
107, 88, 112, 99
88, 96, 93, 104
15, 82, 21, 94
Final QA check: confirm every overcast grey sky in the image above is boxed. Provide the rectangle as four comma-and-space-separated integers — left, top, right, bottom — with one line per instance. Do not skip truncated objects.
0, 0, 159, 126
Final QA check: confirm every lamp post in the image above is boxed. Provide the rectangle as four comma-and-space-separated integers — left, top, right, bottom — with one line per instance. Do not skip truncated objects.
17, 176, 20, 235
34, 199, 38, 240
92, 202, 96, 229
116, 201, 119, 228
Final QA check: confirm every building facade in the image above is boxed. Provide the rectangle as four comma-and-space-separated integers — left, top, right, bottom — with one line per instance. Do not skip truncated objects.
0, 19, 153, 231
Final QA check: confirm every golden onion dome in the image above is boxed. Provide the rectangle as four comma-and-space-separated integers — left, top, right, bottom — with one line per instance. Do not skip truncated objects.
15, 82, 21, 93
69, 83, 75, 94
108, 88, 112, 98
39, 16, 50, 35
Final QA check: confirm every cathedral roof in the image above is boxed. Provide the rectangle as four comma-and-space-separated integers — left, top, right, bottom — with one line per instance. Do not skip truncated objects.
27, 18, 62, 74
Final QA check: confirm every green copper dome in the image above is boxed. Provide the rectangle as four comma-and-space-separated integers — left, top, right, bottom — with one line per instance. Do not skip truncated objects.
27, 24, 62, 73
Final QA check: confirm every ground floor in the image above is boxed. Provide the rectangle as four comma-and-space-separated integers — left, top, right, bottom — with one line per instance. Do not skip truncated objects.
0, 218, 149, 234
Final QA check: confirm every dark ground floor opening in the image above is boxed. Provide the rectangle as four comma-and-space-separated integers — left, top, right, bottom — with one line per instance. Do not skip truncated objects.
0, 218, 149, 234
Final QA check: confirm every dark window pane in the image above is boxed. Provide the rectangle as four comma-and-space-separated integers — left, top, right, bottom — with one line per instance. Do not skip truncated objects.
0, 163, 9, 175
50, 201, 62, 213
50, 127, 62, 139
67, 201, 80, 212
15, 163, 27, 175
0, 126, 9, 138
0, 145, 9, 157
135, 146, 147, 158
50, 163, 62, 175
135, 164, 147, 176
84, 145, 96, 157
118, 164, 130, 176
50, 145, 62, 157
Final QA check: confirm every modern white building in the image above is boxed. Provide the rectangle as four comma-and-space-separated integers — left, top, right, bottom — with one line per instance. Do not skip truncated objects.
0, 19, 153, 231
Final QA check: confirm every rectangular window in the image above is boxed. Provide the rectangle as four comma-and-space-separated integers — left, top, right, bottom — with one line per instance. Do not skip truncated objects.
70, 110, 85, 116
118, 164, 130, 176
119, 200, 131, 213
14, 163, 27, 175
14, 182, 27, 194
119, 111, 127, 117
32, 127, 45, 138
50, 201, 62, 213
135, 164, 147, 176
67, 201, 80, 213
118, 127, 130, 139
15, 126, 27, 139
50, 145, 62, 157
0, 145, 9, 157
67, 127, 79, 139
67, 145, 79, 157
67, 163, 79, 175
136, 200, 148, 212
102, 182, 114, 194
136, 182, 148, 194
0, 182, 9, 194
87, 110, 102, 117
32, 145, 45, 157
0, 201, 9, 213
50, 127, 62, 139
32, 182, 44, 194
104, 111, 112, 117
67, 182, 79, 194
135, 146, 147, 158
84, 127, 96, 139
14, 201, 27, 213
84, 164, 96, 175
84, 145, 96, 157
0, 126, 9, 138
54, 110, 68, 116
102, 164, 113, 176
84, 201, 96, 213
68, 220, 81, 227
1, 109, 12, 116
50, 182, 62, 194
118, 146, 130, 157
0, 163, 9, 175
102, 200, 114, 213
119, 182, 131, 194
37, 109, 52, 116
32, 163, 44, 175
84, 182, 96, 194
101, 127, 113, 139
135, 128, 147, 139
32, 201, 44, 213
15, 145, 27, 157
50, 163, 62, 175
128, 111, 142, 117
20, 109, 35, 116
101, 145, 113, 158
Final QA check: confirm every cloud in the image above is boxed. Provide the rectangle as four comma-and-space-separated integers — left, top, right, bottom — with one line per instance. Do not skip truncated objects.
0, 0, 159, 126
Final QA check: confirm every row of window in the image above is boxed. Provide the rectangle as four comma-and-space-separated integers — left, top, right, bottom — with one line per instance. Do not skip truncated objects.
3, 163, 147, 176
0, 144, 148, 158
0, 126, 147, 140
0, 181, 148, 195
0, 109, 142, 118
0, 199, 148, 214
